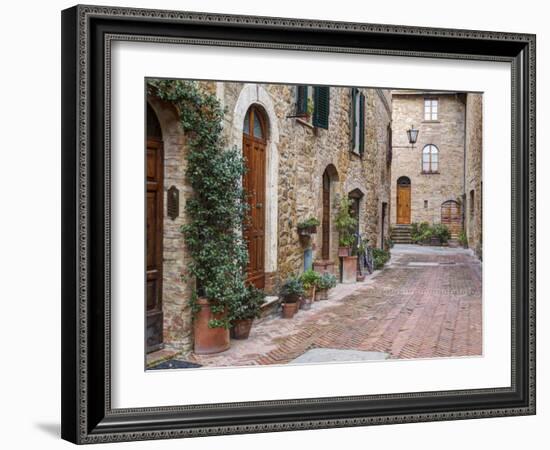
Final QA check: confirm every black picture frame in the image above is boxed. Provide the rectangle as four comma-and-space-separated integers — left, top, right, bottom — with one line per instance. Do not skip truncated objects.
61, 4, 536, 444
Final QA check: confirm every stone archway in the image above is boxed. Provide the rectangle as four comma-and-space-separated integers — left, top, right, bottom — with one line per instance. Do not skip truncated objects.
231, 85, 280, 287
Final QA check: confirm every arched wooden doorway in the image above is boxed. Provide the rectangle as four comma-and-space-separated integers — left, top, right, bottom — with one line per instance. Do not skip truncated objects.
441, 200, 462, 238
243, 106, 267, 288
146, 103, 164, 353
396, 176, 411, 224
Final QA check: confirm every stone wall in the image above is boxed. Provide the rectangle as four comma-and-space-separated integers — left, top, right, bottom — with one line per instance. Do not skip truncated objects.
148, 81, 392, 354
390, 92, 466, 228
464, 93, 483, 257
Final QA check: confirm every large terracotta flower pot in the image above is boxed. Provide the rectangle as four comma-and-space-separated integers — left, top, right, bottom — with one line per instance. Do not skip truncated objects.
338, 246, 351, 257
341, 255, 358, 283
232, 318, 254, 340
193, 297, 230, 354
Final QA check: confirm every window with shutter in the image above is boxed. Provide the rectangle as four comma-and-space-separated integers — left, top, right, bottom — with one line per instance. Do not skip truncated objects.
359, 93, 365, 155
296, 85, 308, 116
350, 89, 365, 155
312, 86, 330, 129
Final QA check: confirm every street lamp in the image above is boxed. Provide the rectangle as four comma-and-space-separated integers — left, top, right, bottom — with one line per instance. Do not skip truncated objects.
406, 124, 419, 146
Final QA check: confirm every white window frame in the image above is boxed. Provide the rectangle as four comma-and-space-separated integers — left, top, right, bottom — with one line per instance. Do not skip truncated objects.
424, 98, 438, 121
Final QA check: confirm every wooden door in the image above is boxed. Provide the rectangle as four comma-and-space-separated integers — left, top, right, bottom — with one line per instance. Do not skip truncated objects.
321, 171, 331, 260
146, 137, 164, 353
441, 200, 462, 238
243, 107, 266, 288
397, 185, 411, 224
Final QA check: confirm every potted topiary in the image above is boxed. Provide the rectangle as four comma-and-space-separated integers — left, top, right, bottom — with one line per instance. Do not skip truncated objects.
315, 272, 337, 300
149, 79, 249, 355
231, 286, 266, 340
299, 269, 321, 309
280, 276, 304, 319
335, 198, 357, 257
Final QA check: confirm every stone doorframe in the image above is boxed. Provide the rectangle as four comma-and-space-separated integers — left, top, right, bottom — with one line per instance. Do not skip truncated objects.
230, 84, 280, 278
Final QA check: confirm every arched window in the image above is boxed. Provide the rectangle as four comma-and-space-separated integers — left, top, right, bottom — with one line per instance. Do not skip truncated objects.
422, 144, 439, 173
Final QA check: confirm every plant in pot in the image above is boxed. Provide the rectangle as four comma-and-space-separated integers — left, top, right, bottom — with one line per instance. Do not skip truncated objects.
280, 276, 304, 319
458, 230, 469, 249
431, 223, 450, 246
315, 272, 337, 300
373, 248, 391, 270
231, 286, 266, 340
149, 79, 249, 355
299, 269, 321, 309
335, 197, 357, 257
297, 217, 320, 236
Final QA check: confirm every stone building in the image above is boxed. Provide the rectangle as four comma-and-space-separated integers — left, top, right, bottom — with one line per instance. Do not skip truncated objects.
390, 91, 482, 246
146, 81, 392, 355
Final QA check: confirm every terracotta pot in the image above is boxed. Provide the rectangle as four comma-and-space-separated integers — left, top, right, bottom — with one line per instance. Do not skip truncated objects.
232, 318, 254, 340
282, 302, 298, 319
307, 225, 317, 234
338, 246, 351, 257
356, 273, 366, 282
315, 288, 329, 301
193, 297, 230, 354
341, 255, 358, 284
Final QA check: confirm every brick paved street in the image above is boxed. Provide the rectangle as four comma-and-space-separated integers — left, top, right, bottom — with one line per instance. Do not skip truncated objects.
177, 245, 482, 368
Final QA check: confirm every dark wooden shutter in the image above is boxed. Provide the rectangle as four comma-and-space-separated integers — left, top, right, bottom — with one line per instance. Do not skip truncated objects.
296, 85, 308, 116
359, 93, 365, 155
350, 88, 357, 150
313, 86, 330, 129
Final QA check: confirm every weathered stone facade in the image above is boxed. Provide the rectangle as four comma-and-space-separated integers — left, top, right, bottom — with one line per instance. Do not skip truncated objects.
390, 92, 466, 228
147, 82, 392, 354
464, 94, 483, 257
390, 91, 482, 249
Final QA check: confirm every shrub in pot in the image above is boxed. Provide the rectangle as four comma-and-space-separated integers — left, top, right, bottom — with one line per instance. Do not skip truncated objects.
297, 217, 320, 236
373, 248, 391, 270
335, 198, 357, 257
280, 276, 304, 318
432, 223, 451, 246
299, 269, 321, 309
458, 230, 468, 249
315, 272, 337, 300
231, 286, 266, 340
149, 80, 249, 354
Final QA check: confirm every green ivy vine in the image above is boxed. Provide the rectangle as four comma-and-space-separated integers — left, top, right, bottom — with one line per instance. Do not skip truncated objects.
147, 79, 248, 328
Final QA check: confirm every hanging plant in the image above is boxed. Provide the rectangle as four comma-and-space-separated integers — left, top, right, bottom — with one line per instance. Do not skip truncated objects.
147, 79, 248, 329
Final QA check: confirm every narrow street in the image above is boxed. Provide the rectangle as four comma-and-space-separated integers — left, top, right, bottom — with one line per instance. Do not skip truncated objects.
166, 244, 482, 368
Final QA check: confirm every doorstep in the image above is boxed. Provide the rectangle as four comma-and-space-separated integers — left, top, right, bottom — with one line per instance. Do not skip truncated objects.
146, 347, 181, 369
258, 295, 281, 321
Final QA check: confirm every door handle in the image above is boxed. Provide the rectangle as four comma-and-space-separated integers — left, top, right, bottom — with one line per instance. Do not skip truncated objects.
256, 203, 263, 209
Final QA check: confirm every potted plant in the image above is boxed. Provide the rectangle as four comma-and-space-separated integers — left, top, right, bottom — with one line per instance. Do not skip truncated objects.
299, 269, 321, 309
150, 80, 249, 355
297, 217, 320, 235
280, 276, 304, 318
231, 286, 266, 340
431, 223, 450, 246
373, 248, 391, 270
458, 230, 468, 249
315, 272, 337, 300
335, 198, 357, 257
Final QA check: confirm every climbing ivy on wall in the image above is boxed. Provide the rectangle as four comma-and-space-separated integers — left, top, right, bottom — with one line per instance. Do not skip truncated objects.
147, 79, 248, 328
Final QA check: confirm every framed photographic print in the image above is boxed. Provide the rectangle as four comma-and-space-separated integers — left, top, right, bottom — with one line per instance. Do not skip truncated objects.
61, 4, 536, 444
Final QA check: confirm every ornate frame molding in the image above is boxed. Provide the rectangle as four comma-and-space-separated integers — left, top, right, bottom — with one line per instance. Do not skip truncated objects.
61, 5, 536, 444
